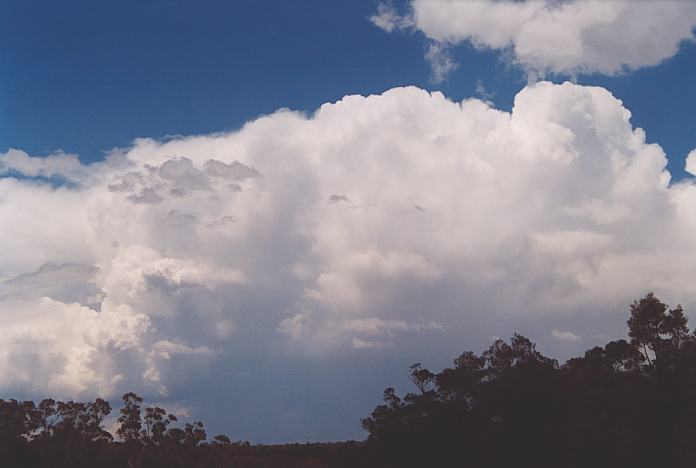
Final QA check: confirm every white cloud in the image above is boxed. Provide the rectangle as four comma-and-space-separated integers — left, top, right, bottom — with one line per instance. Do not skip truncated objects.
372, 0, 696, 80
0, 297, 149, 396
686, 148, 696, 176
0, 149, 86, 182
551, 329, 582, 343
2, 81, 696, 401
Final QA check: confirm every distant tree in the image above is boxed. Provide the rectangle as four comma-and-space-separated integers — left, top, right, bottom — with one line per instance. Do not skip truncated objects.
211, 434, 232, 446
482, 339, 513, 377
408, 363, 435, 394
579, 345, 609, 372
0, 399, 36, 440
184, 421, 207, 447
361, 388, 403, 442
661, 305, 690, 350
361, 296, 696, 467
510, 332, 558, 367
627, 293, 668, 366
436, 351, 484, 404
36, 399, 59, 438
604, 339, 644, 372
166, 426, 186, 445
117, 392, 143, 443
142, 406, 177, 444
4, 292, 696, 468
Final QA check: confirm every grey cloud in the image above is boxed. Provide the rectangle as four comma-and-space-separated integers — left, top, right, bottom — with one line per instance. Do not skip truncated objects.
329, 194, 351, 203
127, 187, 163, 204
205, 215, 235, 228
158, 157, 210, 191
204, 159, 260, 180
167, 209, 198, 227
108, 172, 145, 192
0, 262, 101, 307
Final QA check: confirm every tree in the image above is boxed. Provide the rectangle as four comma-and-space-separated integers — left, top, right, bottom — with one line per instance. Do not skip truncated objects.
84, 398, 113, 442
361, 388, 403, 442
142, 406, 177, 444
211, 434, 232, 446
660, 305, 690, 351
409, 363, 435, 394
581, 346, 609, 372
627, 293, 667, 367
37, 399, 59, 438
116, 392, 143, 443
0, 399, 36, 440
436, 351, 484, 403
482, 339, 514, 378
604, 339, 644, 373
184, 421, 206, 447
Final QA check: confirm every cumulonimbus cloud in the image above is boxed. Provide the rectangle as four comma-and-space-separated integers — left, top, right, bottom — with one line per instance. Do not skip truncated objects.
371, 0, 696, 81
1, 81, 696, 400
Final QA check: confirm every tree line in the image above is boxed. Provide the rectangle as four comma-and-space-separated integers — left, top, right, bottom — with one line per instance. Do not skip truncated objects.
362, 293, 696, 467
2, 293, 696, 467
0, 387, 368, 467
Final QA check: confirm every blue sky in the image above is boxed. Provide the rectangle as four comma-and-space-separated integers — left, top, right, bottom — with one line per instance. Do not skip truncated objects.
3, 0, 433, 160
4, 0, 694, 177
2, 0, 696, 443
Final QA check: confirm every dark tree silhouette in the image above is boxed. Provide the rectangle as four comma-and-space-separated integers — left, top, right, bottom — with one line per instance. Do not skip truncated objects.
116, 392, 143, 443
142, 406, 177, 444
362, 293, 696, 468
627, 292, 667, 366
408, 363, 435, 394
661, 304, 690, 349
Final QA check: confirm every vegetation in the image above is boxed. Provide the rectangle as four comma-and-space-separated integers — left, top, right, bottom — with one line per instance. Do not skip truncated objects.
0, 390, 366, 467
3, 293, 696, 467
362, 293, 696, 468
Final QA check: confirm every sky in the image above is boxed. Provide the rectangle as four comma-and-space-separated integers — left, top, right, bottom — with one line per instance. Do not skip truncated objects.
1, 0, 696, 443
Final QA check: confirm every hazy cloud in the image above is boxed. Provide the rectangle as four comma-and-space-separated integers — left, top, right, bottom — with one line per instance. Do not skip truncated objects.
551, 329, 583, 344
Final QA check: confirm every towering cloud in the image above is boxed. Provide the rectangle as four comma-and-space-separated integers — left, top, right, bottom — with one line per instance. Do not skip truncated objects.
372, 0, 696, 81
1, 82, 695, 406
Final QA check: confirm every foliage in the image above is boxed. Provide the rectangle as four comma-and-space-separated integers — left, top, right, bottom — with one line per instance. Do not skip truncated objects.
362, 293, 696, 468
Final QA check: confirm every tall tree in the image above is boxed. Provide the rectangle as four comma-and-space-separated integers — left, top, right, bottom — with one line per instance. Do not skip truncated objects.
627, 293, 667, 366
143, 406, 177, 444
117, 393, 143, 443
